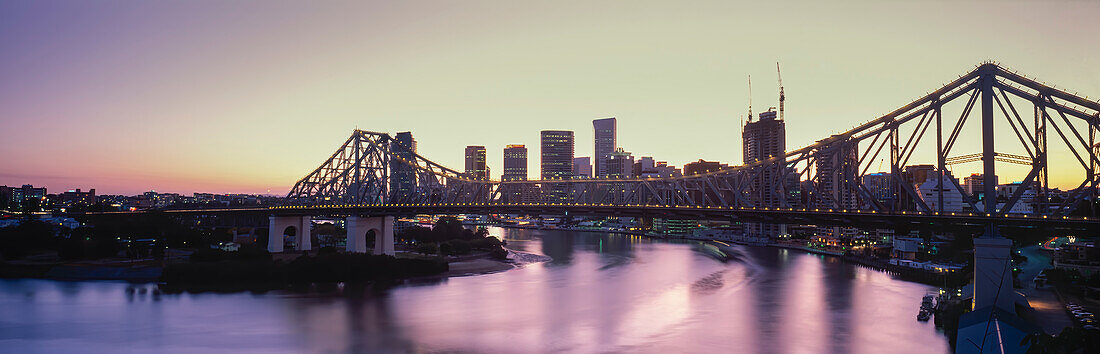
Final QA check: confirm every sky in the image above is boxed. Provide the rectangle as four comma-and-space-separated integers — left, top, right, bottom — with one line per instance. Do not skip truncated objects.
1, 0, 1098, 196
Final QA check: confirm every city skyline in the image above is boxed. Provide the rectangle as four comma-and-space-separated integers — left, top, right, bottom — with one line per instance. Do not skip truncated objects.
3, 1, 1099, 195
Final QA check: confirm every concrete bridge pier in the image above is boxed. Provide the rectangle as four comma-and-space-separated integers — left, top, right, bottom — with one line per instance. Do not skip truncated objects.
267, 215, 312, 253
346, 216, 395, 255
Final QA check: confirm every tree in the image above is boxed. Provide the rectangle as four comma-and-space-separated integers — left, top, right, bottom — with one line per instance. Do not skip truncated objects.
397, 226, 433, 243
433, 216, 464, 240
415, 243, 438, 255
1022, 327, 1086, 353
0, 220, 55, 259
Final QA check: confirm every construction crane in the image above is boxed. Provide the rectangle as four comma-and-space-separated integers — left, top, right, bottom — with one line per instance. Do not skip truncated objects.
777, 62, 785, 121
747, 75, 753, 122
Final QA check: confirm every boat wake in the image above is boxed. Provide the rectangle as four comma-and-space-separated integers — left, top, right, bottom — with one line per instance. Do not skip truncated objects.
507, 249, 552, 266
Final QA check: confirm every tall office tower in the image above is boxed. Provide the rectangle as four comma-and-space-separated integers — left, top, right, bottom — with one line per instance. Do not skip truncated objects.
814, 136, 860, 244
573, 157, 592, 178
541, 130, 575, 202
389, 132, 417, 201
861, 172, 893, 207
503, 145, 528, 181
503, 144, 530, 203
593, 118, 617, 177
743, 108, 790, 239
464, 146, 488, 180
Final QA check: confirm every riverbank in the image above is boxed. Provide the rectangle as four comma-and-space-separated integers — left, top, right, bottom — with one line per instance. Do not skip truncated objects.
0, 248, 535, 283
441, 258, 513, 277
439, 249, 552, 277
0, 261, 164, 282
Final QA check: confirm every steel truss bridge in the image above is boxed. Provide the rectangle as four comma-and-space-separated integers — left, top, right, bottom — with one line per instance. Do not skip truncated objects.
274, 63, 1100, 232
91, 63, 1100, 233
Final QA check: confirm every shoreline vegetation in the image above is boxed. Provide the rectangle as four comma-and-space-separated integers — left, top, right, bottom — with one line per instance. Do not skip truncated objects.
3, 217, 957, 290
159, 248, 449, 293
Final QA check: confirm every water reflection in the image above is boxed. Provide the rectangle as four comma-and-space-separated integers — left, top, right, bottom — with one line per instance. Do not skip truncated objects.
0, 228, 948, 353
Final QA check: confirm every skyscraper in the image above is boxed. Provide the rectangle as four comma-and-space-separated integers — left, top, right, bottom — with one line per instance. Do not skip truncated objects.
503, 144, 530, 203
389, 132, 417, 201
541, 130, 574, 201
743, 109, 786, 165
464, 145, 488, 180
743, 108, 790, 239
593, 118, 617, 177
503, 145, 527, 181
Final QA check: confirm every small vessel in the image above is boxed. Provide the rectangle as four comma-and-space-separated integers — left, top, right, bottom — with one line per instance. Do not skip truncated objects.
921, 295, 935, 310
917, 310, 931, 322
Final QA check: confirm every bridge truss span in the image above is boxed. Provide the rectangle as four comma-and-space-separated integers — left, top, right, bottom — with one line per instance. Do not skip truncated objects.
286, 63, 1100, 219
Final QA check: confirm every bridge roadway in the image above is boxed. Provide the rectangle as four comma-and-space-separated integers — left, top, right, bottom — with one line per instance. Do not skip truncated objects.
83, 202, 1100, 233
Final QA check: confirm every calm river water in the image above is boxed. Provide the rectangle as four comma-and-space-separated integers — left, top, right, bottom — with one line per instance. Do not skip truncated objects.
0, 228, 949, 353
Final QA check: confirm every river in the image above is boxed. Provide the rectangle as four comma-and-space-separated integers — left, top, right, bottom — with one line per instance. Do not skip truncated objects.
0, 227, 949, 353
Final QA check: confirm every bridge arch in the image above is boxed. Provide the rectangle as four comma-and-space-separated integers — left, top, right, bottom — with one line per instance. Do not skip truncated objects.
267, 216, 313, 253
281, 225, 298, 251
345, 216, 394, 255
363, 229, 378, 250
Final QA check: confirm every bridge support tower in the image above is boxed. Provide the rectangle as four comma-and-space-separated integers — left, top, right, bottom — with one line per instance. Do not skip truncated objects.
268, 216, 312, 253
972, 228, 1016, 312
346, 216, 395, 256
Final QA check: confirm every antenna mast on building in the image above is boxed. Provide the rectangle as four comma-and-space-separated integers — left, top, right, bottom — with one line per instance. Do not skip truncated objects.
777, 62, 785, 121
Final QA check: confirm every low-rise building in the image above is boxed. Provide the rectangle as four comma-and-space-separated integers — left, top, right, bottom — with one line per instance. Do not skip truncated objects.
1054, 241, 1100, 276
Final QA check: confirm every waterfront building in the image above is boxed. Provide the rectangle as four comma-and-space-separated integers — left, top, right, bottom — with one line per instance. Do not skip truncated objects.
683, 159, 722, 176
390, 132, 417, 200
861, 172, 892, 207
653, 218, 699, 236
996, 181, 1036, 214
464, 146, 489, 180
572, 157, 592, 178
814, 136, 860, 243
916, 173, 964, 212
1053, 240, 1100, 276
540, 130, 574, 202
593, 117, 616, 177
